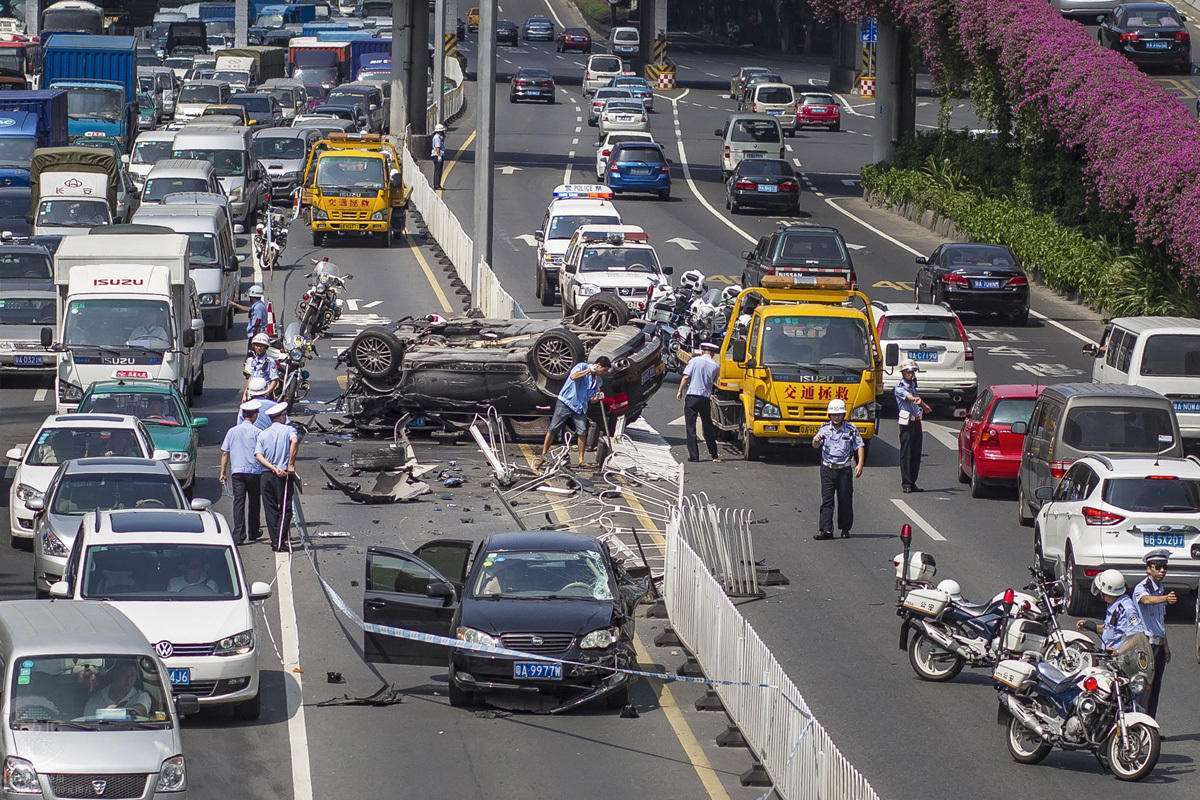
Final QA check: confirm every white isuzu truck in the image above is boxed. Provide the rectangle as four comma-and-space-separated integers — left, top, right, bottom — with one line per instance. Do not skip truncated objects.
41, 232, 207, 411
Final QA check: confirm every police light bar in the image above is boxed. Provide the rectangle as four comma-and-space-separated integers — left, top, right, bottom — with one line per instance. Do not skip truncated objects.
552, 183, 613, 201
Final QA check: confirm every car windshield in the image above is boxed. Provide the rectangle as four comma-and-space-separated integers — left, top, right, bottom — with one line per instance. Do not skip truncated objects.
596, 89, 632, 100
760, 315, 871, 370
63, 298, 173, 350
0, 296, 55, 326
28, 428, 142, 466
181, 232, 218, 265
42, 9, 103, 33
802, 94, 836, 106
132, 139, 174, 165
882, 316, 958, 340
580, 247, 659, 273
738, 159, 790, 177
0, 253, 51, 280
36, 200, 109, 228
165, 57, 192, 71
173, 149, 245, 177
232, 96, 271, 113
50, 473, 183, 515
0, 137, 35, 166
0, 195, 25, 221
212, 71, 248, 85
548, 213, 620, 240
990, 398, 1036, 425
613, 30, 637, 42
267, 87, 297, 106
65, 88, 121, 120
775, 232, 847, 262
179, 84, 222, 103
256, 12, 284, 25
730, 119, 781, 143
253, 137, 306, 159
1103, 477, 1200, 512
757, 87, 793, 103
82, 543, 241, 600
591, 56, 621, 72
294, 66, 338, 84
944, 246, 1015, 268
472, 549, 613, 600
1062, 408, 1175, 452
1140, 333, 1200, 377
143, 176, 209, 201
615, 146, 663, 163
10, 655, 172, 731
316, 156, 384, 188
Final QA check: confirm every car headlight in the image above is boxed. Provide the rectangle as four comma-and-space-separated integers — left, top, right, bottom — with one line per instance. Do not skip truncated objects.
543, 253, 562, 265
850, 402, 876, 422
580, 627, 619, 649
370, 211, 384, 220
199, 293, 218, 306
754, 398, 781, 419
576, 283, 601, 297
228, 186, 244, 201
213, 629, 254, 656
1129, 675, 1147, 695
169, 451, 192, 463
15, 484, 43, 504
455, 627, 499, 648
3, 756, 39, 794
41, 529, 68, 557
59, 380, 83, 403
156, 755, 186, 793
313, 208, 329, 220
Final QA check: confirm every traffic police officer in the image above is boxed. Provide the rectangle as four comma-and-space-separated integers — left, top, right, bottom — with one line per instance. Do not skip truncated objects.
242, 333, 279, 401
233, 285, 268, 346
243, 377, 275, 430
1077, 569, 1147, 650
811, 398, 864, 540
1134, 549, 1175, 717
255, 402, 299, 553
894, 359, 931, 493
218, 400, 265, 545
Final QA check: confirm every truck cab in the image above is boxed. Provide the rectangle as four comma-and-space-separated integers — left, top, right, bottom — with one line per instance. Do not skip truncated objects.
299, 132, 407, 246
30, 145, 119, 238
711, 276, 890, 460
42, 35, 137, 152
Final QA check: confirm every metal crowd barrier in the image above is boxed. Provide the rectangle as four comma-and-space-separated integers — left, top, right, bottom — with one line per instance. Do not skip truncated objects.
674, 495, 760, 597
664, 519, 881, 800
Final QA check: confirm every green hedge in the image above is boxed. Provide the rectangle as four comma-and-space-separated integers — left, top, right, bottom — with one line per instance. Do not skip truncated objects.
860, 164, 1198, 318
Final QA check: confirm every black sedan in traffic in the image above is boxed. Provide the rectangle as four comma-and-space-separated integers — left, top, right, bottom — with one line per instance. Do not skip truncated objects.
726, 157, 801, 215
1098, 3, 1190, 72
496, 19, 520, 46
914, 243, 1030, 324
510, 67, 556, 103
361, 532, 644, 711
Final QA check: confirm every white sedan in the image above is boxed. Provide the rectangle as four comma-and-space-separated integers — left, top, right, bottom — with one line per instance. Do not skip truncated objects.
595, 131, 655, 180
598, 99, 650, 135
6, 413, 162, 542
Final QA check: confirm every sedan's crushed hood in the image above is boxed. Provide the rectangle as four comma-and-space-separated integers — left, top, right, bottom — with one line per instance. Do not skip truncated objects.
462, 598, 615, 636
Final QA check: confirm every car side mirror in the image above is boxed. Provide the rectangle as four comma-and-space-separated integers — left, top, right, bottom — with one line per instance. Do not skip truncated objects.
744, 356, 757, 370
1010, 421, 1027, 435
740, 250, 752, 260
425, 580, 455, 605
189, 498, 212, 510
914, 256, 927, 265
152, 448, 170, 461
234, 223, 245, 234
662, 266, 673, 275
714, 128, 723, 137
1034, 486, 1054, 502
175, 694, 201, 716
533, 231, 544, 241
40, 327, 53, 348
729, 336, 747, 362
25, 497, 44, 512
1082, 343, 1098, 356
192, 416, 209, 428
885, 342, 900, 367
249, 580, 273, 601
49, 581, 70, 599
564, 263, 577, 273
6, 446, 23, 461
182, 329, 196, 348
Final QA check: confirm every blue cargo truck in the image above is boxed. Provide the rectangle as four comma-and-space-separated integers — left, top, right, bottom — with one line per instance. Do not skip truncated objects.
41, 35, 137, 153
198, 3, 236, 21
0, 90, 69, 186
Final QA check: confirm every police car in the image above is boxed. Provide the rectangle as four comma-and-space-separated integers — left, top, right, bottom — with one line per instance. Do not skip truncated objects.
533, 184, 620, 307
558, 225, 671, 317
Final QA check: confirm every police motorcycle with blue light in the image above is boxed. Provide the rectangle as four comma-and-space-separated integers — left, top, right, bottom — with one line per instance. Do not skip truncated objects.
993, 570, 1160, 780
894, 525, 1097, 682
296, 256, 352, 339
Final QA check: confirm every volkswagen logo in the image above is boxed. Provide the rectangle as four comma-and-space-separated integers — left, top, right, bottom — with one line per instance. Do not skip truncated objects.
530, 635, 544, 646
92, 780, 107, 796
154, 640, 174, 658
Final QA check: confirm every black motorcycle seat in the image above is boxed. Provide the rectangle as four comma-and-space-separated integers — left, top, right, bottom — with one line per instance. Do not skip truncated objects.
955, 600, 992, 617
1037, 661, 1077, 693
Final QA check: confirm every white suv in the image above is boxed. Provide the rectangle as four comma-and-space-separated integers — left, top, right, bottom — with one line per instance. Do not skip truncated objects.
52, 508, 273, 719
872, 301, 978, 408
6, 413, 163, 543
533, 184, 620, 306
1034, 455, 1200, 615
583, 53, 624, 95
558, 225, 671, 316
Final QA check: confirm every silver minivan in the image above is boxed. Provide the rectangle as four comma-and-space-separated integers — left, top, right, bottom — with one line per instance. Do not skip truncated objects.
138, 66, 178, 118
172, 126, 268, 228
716, 113, 785, 180
0, 600, 194, 797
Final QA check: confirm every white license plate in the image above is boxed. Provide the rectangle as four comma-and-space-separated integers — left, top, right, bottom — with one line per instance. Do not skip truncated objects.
758, 185, 778, 192
743, 152, 765, 158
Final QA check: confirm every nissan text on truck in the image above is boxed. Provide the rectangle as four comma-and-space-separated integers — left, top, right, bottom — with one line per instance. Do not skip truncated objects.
41, 232, 207, 411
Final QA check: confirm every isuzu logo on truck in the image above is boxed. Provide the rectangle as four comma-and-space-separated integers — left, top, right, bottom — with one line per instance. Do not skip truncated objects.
93, 278, 145, 286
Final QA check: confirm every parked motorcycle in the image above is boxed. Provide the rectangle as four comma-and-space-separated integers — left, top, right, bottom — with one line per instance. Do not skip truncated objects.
253, 209, 290, 272
266, 323, 313, 404
994, 649, 1160, 780
296, 258, 351, 340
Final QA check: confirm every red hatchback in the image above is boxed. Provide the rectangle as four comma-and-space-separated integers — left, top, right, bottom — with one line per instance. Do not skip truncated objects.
958, 384, 1043, 497
557, 27, 592, 53
796, 92, 841, 131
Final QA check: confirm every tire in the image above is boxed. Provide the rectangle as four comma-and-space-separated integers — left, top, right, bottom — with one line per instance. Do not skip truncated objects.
730, 200, 740, 215
831, 122, 840, 132
1017, 484, 1034, 527
539, 271, 556, 307
234, 691, 261, 721
603, 684, 630, 710
349, 326, 404, 382
447, 665, 475, 708
529, 329, 586, 381
311, 229, 323, 247
1008, 308, 1029, 326
1005, 715, 1052, 764
575, 292, 630, 332
658, 188, 670, 200
193, 366, 204, 397
742, 426, 762, 461
907, 630, 964, 681
1064, 549, 1090, 617
969, 467, 987, 498
1105, 722, 1160, 781
1033, 528, 1051, 574
381, 227, 392, 247
351, 447, 415, 471
534, 267, 544, 300
958, 462, 970, 484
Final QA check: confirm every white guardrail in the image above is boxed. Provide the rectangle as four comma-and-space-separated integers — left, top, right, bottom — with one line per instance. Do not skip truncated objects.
403, 60, 526, 319
665, 514, 881, 800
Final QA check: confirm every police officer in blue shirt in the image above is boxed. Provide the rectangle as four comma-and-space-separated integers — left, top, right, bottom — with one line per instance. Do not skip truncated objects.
255, 403, 299, 552
233, 284, 268, 349
218, 401, 266, 545
894, 360, 932, 493
243, 377, 275, 430
811, 398, 865, 540
1076, 569, 1147, 651
1134, 549, 1175, 717
242, 333, 279, 400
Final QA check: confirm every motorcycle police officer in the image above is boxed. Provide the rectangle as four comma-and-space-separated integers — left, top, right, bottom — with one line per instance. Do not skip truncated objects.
811, 398, 864, 540
1076, 569, 1147, 650
1134, 549, 1175, 717
242, 333, 279, 401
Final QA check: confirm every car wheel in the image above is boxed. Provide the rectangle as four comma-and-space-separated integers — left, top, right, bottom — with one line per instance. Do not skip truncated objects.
539, 272, 556, 306
1008, 308, 1029, 326
234, 691, 261, 721
193, 366, 204, 397
1064, 549, 1092, 617
311, 229, 324, 247
730, 200, 740, 215
658, 188, 670, 200
1016, 484, 1034, 527
534, 267, 543, 299
448, 665, 475, 708
742, 426, 762, 461
509, 95, 516, 103
349, 326, 404, 383
575, 292, 630, 332
969, 467, 987, 498
529, 329, 586, 381
958, 461, 970, 484
831, 122, 840, 132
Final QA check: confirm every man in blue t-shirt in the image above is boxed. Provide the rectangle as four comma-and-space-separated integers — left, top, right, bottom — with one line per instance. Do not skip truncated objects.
540, 356, 611, 467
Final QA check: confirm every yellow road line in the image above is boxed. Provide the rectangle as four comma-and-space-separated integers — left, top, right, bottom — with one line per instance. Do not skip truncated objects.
405, 233, 454, 313
437, 129, 477, 197
514, 444, 727, 800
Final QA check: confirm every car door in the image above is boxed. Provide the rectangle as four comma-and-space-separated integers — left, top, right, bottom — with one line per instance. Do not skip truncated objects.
960, 387, 991, 472
744, 236, 769, 285
1052, 463, 1093, 558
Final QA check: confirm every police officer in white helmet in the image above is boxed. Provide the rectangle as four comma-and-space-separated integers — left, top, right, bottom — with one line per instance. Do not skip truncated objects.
811, 398, 865, 540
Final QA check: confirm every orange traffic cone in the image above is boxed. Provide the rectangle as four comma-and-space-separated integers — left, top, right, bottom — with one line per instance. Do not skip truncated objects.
266, 301, 276, 337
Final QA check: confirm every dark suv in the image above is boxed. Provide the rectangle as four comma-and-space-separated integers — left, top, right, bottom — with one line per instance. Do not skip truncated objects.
740, 225, 856, 288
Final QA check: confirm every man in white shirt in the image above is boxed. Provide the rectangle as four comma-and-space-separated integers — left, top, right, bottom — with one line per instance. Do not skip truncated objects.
166, 554, 220, 595
83, 662, 152, 718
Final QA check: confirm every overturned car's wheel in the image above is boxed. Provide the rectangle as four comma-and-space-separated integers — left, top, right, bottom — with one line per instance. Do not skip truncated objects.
350, 326, 403, 383
575, 292, 630, 332
529, 329, 585, 381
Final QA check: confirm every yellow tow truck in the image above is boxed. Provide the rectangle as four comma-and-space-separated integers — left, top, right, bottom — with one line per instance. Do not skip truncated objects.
299, 133, 409, 247
710, 276, 892, 460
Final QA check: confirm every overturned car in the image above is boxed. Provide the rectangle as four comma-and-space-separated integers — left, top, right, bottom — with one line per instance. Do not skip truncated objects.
337, 312, 666, 434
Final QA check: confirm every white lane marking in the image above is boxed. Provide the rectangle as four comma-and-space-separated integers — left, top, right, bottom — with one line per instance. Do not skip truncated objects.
834, 93, 874, 118
497, 3, 503, 10
705, 72, 719, 77
556, 54, 564, 60
574, 126, 581, 133
922, 421, 960, 450
33, 388, 47, 402
784, 144, 793, 152
890, 498, 947, 541
576, 115, 582, 122
668, 415, 685, 426
277, 553, 313, 800
793, 157, 802, 167
573, 61, 584, 67
564, 150, 574, 184
572, 137, 578, 144
823, 197, 1099, 345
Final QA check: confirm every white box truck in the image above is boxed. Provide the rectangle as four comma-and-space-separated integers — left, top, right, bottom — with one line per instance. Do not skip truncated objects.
41, 233, 207, 411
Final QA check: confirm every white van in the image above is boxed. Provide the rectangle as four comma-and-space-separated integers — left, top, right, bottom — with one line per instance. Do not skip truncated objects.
583, 53, 624, 95
609, 26, 639, 56
0, 600, 193, 796
1088, 316, 1200, 443
716, 114, 785, 180
749, 83, 797, 137
172, 126, 268, 229
128, 130, 179, 190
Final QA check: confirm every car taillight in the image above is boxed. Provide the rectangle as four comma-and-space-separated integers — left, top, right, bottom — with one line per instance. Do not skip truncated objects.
979, 428, 1000, 448
734, 179, 756, 190
849, 270, 857, 289
944, 272, 969, 286
603, 391, 630, 412
1176, 30, 1190, 42
763, 266, 776, 275
724, 145, 731, 159
1006, 275, 1028, 287
659, 163, 670, 174
646, 284, 655, 302
1049, 459, 1072, 479
952, 315, 974, 361
1120, 31, 1140, 42
779, 179, 799, 192
610, 162, 620, 173
516, 79, 527, 86
1082, 506, 1126, 527
601, 148, 610, 157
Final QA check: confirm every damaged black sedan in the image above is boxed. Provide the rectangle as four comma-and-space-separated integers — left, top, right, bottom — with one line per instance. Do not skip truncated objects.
337, 314, 666, 434
363, 533, 643, 711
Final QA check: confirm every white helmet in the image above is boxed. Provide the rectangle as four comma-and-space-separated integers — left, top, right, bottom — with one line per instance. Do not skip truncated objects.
827, 398, 846, 415
1091, 569, 1126, 597
893, 550, 936, 582
247, 284, 264, 298
936, 579, 962, 598
251, 333, 271, 346
255, 223, 265, 233
679, 269, 704, 291
247, 376, 270, 396
721, 285, 742, 303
